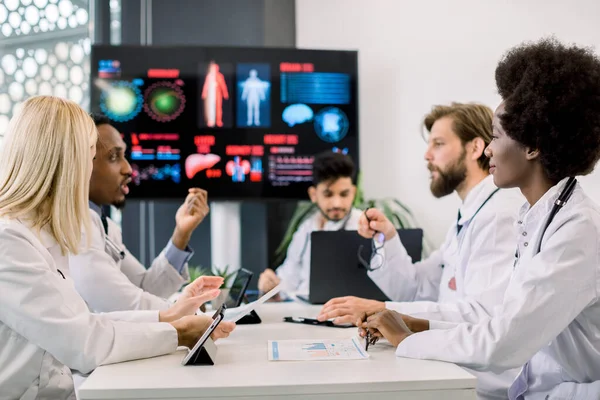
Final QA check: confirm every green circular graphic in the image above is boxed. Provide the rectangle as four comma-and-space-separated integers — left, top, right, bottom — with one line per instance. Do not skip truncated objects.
144, 82, 186, 122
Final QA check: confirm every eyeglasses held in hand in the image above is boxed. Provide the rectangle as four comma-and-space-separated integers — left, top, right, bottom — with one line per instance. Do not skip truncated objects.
357, 209, 386, 272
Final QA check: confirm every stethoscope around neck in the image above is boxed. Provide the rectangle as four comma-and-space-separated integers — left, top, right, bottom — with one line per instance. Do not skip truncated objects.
533, 177, 578, 254
514, 177, 577, 266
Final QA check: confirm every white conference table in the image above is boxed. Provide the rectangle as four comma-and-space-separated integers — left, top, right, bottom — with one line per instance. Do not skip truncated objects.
78, 302, 476, 399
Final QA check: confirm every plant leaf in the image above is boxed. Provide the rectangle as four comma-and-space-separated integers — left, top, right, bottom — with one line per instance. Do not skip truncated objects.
392, 199, 415, 217
353, 171, 364, 207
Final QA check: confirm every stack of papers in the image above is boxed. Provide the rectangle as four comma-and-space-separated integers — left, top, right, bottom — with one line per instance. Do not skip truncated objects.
268, 337, 369, 361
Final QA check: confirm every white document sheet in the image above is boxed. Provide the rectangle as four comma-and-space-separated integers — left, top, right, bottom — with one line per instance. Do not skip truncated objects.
224, 284, 282, 323
268, 337, 369, 361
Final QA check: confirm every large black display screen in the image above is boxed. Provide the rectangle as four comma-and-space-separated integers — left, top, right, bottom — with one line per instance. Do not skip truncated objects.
91, 45, 358, 200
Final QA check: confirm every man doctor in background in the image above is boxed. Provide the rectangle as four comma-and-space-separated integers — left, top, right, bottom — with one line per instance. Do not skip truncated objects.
69, 114, 212, 314
258, 150, 362, 298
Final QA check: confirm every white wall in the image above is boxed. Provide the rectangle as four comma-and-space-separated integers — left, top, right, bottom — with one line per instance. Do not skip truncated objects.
296, 0, 600, 248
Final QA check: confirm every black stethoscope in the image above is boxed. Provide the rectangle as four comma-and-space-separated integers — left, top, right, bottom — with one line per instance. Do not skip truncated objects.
514, 177, 577, 266
533, 177, 577, 254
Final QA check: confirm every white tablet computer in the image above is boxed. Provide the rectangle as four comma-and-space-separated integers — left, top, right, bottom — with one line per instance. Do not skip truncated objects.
181, 304, 226, 366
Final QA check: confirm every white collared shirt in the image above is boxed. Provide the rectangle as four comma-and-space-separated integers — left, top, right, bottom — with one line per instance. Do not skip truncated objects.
276, 208, 362, 296
0, 218, 178, 399
368, 175, 524, 399
68, 209, 190, 312
395, 179, 600, 400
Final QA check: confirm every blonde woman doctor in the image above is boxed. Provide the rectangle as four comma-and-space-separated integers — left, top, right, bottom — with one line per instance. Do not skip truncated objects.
0, 96, 236, 400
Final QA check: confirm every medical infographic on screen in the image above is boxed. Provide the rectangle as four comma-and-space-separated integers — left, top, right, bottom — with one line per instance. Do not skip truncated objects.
91, 45, 358, 200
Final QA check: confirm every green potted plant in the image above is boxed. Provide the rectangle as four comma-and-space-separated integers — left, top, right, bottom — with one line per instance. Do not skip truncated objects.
188, 265, 206, 283
272, 172, 431, 267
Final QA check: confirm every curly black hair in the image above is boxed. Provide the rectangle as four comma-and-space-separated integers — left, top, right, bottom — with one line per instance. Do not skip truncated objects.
495, 37, 600, 182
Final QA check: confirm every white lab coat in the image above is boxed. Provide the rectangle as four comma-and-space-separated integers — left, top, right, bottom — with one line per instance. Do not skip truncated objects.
395, 179, 600, 400
545, 381, 600, 399
68, 210, 189, 312
368, 175, 524, 399
276, 208, 362, 296
0, 218, 178, 399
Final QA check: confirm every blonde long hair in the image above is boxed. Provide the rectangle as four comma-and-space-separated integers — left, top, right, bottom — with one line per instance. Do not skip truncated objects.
0, 96, 97, 254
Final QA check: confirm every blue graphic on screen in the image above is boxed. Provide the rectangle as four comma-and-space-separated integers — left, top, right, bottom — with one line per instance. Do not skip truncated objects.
232, 156, 245, 182
281, 72, 350, 104
282, 103, 313, 127
131, 151, 153, 161
132, 163, 181, 186
99, 80, 143, 122
314, 107, 349, 143
236, 63, 271, 127
98, 59, 121, 76
157, 151, 180, 161
332, 146, 349, 155
131, 148, 180, 161
157, 164, 180, 183
251, 158, 262, 173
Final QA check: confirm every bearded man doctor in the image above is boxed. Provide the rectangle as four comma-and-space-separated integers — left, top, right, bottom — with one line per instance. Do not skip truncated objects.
319, 103, 524, 400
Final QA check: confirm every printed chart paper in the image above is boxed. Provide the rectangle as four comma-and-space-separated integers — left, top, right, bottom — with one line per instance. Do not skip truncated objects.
268, 337, 369, 361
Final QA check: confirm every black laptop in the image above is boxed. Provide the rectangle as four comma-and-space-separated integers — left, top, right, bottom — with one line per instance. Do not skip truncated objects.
307, 229, 423, 304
